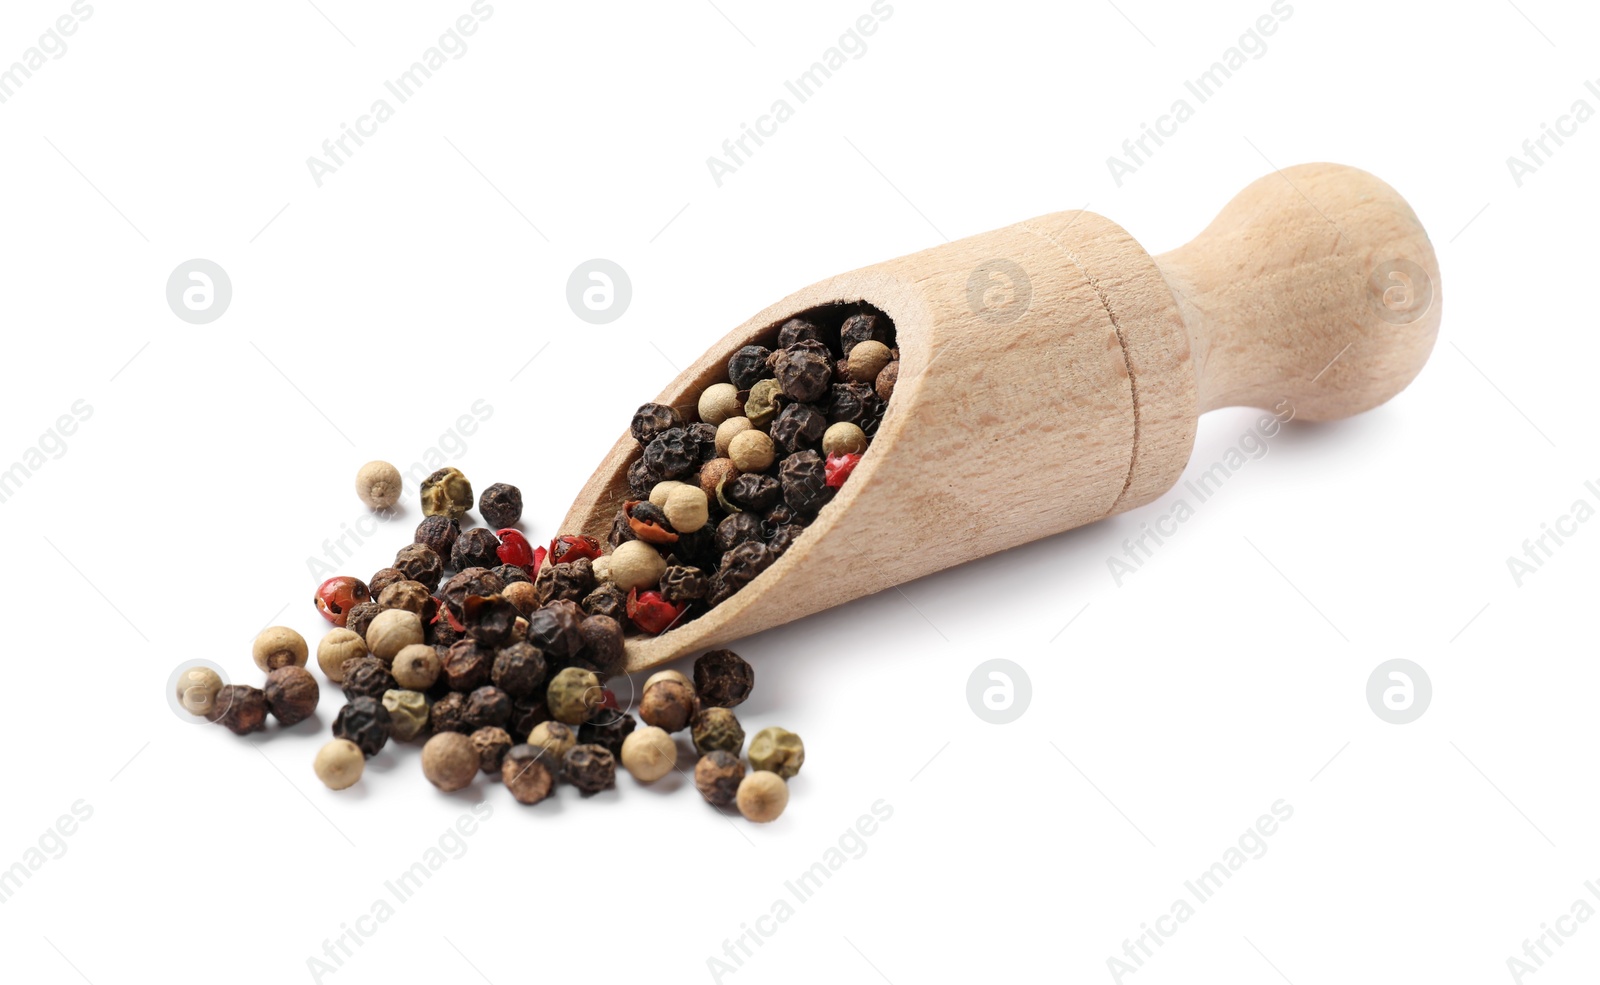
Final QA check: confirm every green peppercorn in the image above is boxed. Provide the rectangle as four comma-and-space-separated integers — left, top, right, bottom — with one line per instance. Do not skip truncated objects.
546, 667, 602, 725
420, 466, 474, 520
382, 689, 430, 741
749, 726, 804, 778
691, 707, 744, 756
745, 379, 782, 429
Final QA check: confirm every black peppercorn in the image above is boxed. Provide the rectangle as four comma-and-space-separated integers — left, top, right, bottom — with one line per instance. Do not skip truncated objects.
492, 642, 547, 700
478, 482, 523, 529
694, 649, 755, 708
714, 512, 765, 554
470, 727, 513, 774
526, 602, 585, 661
443, 640, 493, 692
430, 691, 470, 733
876, 359, 898, 402
686, 422, 718, 464
208, 685, 268, 735
627, 457, 660, 498
771, 340, 834, 403
770, 402, 827, 455
724, 473, 781, 513
608, 506, 639, 548
345, 600, 385, 640
414, 515, 460, 559
660, 565, 709, 605
441, 567, 506, 620
578, 710, 637, 757
714, 541, 776, 602
333, 696, 391, 758
779, 450, 834, 516
341, 657, 398, 702
535, 557, 597, 607
578, 615, 626, 680
563, 744, 617, 796
265, 666, 320, 726
644, 427, 697, 481
426, 611, 462, 648
777, 317, 822, 348
501, 745, 555, 805
394, 543, 445, 592
694, 750, 744, 807
631, 402, 682, 444
494, 565, 531, 588
509, 699, 552, 739
767, 523, 806, 556
369, 567, 408, 600
464, 685, 512, 731
728, 344, 773, 389
463, 595, 521, 648
449, 528, 499, 571
824, 381, 884, 429
840, 311, 894, 355
582, 583, 629, 621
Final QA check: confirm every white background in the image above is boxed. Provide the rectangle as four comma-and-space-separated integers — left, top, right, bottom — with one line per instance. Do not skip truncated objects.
0, 1, 1594, 983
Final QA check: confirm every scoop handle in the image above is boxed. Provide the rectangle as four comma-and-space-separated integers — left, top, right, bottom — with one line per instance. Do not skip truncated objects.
1154, 162, 1441, 420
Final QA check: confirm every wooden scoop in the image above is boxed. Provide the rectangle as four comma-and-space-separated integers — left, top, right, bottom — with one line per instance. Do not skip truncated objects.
562, 163, 1442, 672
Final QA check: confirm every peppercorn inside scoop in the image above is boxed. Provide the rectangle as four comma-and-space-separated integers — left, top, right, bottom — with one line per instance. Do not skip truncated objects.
580, 302, 896, 640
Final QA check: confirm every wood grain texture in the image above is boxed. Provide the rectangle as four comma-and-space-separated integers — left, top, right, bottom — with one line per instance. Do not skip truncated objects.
560, 163, 1442, 672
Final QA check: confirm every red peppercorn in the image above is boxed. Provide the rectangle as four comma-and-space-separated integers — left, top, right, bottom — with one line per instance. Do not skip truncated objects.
531, 545, 548, 580
600, 688, 619, 711
550, 535, 603, 565
496, 529, 535, 570
825, 452, 862, 489
314, 576, 371, 627
627, 588, 687, 635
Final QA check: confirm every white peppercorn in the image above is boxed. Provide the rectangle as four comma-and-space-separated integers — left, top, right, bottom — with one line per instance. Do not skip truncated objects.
620, 726, 677, 782
314, 739, 365, 790
649, 480, 688, 507
715, 417, 752, 457
736, 771, 789, 822
252, 626, 308, 673
822, 421, 867, 456
609, 540, 666, 591
175, 666, 224, 717
664, 485, 709, 534
391, 643, 441, 690
528, 721, 576, 761
422, 732, 478, 791
644, 669, 693, 692
729, 430, 776, 472
317, 629, 367, 682
355, 460, 403, 510
846, 340, 893, 385
366, 608, 423, 663
698, 383, 742, 426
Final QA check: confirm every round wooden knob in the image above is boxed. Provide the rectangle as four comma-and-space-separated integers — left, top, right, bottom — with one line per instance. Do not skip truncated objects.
1157, 162, 1441, 420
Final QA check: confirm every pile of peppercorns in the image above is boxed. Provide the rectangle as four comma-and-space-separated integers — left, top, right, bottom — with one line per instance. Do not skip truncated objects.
179, 446, 814, 821
586, 305, 897, 634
